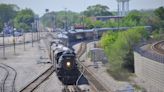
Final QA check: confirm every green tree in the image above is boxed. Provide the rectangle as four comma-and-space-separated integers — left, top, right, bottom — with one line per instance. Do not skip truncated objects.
100, 27, 148, 80
83, 4, 113, 17
83, 17, 94, 29
154, 6, 164, 29
100, 31, 118, 49
122, 10, 142, 27
41, 11, 81, 28
0, 4, 18, 22
103, 20, 118, 27
154, 7, 164, 20
14, 9, 35, 31
0, 4, 18, 32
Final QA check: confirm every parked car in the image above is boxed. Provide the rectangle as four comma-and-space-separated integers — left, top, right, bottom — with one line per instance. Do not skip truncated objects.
13, 31, 23, 36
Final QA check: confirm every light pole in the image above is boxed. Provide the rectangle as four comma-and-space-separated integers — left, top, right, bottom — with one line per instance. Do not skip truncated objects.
37, 17, 40, 41
45, 9, 49, 35
35, 16, 39, 41
23, 29, 25, 51
82, 15, 85, 30
65, 8, 68, 31
117, 1, 120, 31
13, 28, 16, 55
2, 23, 6, 59
31, 23, 34, 47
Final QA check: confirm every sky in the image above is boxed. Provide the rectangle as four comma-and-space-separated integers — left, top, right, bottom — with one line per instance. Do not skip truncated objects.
0, 0, 164, 16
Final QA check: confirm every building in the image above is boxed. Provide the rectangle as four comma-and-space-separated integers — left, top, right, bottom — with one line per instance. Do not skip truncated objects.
92, 16, 124, 22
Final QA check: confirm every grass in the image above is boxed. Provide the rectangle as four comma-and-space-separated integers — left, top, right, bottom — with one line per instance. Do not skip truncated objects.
107, 68, 131, 81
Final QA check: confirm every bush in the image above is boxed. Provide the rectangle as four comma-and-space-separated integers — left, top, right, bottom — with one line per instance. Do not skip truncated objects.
107, 68, 131, 81
100, 27, 148, 80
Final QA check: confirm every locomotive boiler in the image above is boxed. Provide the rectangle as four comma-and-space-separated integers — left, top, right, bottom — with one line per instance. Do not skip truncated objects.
50, 38, 80, 85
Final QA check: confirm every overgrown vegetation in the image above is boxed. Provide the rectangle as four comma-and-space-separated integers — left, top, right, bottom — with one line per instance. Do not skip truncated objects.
98, 6, 164, 81
100, 27, 148, 80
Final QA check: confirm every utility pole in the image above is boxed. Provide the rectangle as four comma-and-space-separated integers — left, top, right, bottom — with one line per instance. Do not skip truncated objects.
54, 13, 56, 31
13, 28, 16, 55
65, 8, 68, 31
2, 23, 6, 59
82, 15, 84, 30
45, 9, 49, 36
31, 23, 34, 47
51, 16, 54, 32
117, 2, 120, 31
37, 18, 40, 41
36, 17, 38, 41
23, 29, 25, 51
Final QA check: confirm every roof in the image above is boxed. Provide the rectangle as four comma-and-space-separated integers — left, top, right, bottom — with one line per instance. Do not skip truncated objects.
68, 26, 152, 34
96, 16, 124, 18
68, 29, 94, 34
56, 33, 68, 39
51, 44, 69, 51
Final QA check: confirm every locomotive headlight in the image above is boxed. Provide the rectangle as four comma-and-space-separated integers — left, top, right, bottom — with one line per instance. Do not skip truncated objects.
66, 62, 71, 67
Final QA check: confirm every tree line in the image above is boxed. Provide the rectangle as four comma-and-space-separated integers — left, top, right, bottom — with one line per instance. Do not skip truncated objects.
0, 4, 35, 33
40, 4, 114, 28
100, 6, 164, 80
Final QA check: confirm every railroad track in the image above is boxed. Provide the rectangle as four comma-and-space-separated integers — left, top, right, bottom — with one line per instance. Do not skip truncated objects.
77, 42, 110, 92
152, 40, 164, 55
62, 85, 82, 92
0, 63, 17, 92
42, 33, 83, 92
20, 34, 54, 92
20, 66, 54, 92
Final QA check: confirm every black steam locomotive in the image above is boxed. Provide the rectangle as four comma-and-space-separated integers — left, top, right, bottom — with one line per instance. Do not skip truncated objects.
50, 34, 80, 85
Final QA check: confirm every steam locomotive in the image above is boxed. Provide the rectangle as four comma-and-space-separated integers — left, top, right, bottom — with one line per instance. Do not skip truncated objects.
50, 33, 80, 85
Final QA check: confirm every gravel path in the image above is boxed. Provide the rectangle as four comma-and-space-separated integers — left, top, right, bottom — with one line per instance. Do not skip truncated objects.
33, 73, 63, 92
0, 40, 51, 91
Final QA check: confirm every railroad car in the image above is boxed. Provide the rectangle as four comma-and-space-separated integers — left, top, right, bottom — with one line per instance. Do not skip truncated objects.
50, 40, 80, 85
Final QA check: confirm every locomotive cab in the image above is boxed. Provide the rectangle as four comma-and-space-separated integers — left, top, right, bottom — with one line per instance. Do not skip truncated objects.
57, 50, 80, 84
50, 39, 80, 85
58, 50, 76, 70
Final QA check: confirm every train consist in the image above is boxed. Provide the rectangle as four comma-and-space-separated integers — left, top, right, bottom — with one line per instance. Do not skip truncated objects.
50, 32, 80, 85
68, 26, 152, 41
47, 26, 152, 85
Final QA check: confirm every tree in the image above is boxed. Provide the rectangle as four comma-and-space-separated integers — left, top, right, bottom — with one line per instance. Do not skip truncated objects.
41, 11, 81, 28
100, 27, 148, 80
14, 9, 35, 31
83, 4, 113, 17
154, 7, 164, 29
122, 10, 142, 27
154, 7, 164, 20
0, 4, 18, 22
0, 4, 18, 32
